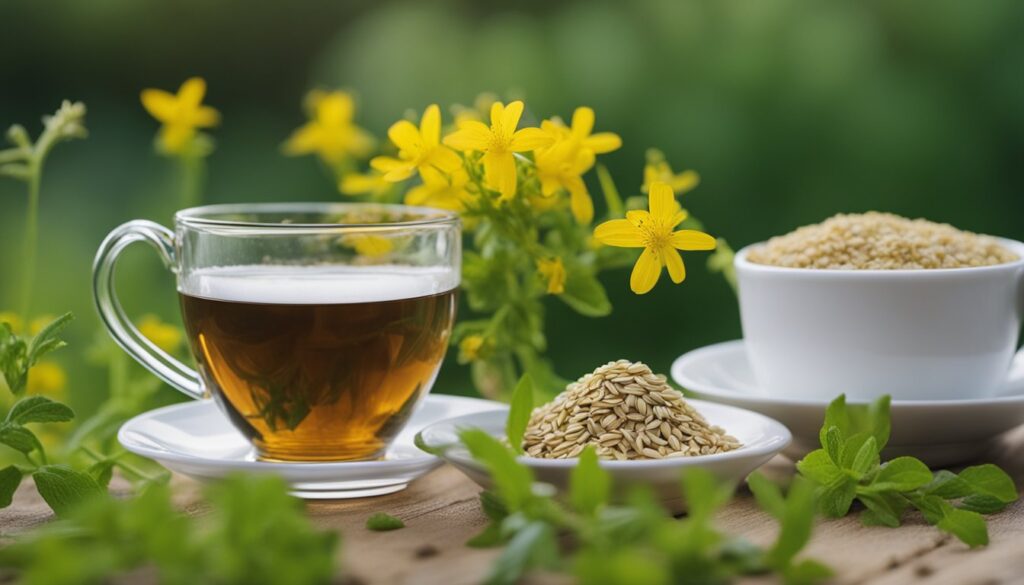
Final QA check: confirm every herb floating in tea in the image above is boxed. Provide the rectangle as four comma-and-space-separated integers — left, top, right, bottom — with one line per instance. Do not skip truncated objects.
796, 394, 1018, 547
459, 430, 829, 585
366, 512, 406, 531
521, 360, 740, 459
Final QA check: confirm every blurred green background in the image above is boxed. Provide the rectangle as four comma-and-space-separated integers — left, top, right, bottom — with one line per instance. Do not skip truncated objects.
2, 0, 1022, 416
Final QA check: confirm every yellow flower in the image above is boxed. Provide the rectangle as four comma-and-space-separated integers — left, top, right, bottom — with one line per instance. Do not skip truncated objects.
371, 105, 462, 182
284, 90, 374, 165
536, 257, 566, 295
344, 235, 393, 258
0, 311, 23, 334
443, 100, 551, 200
642, 159, 699, 194
453, 93, 499, 126
541, 107, 621, 159
140, 77, 220, 154
535, 140, 595, 224
27, 361, 67, 399
593, 181, 716, 295
458, 334, 487, 363
339, 170, 393, 198
405, 167, 471, 211
137, 314, 182, 353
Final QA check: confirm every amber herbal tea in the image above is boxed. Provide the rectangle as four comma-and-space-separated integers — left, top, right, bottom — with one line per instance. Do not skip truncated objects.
180, 265, 457, 461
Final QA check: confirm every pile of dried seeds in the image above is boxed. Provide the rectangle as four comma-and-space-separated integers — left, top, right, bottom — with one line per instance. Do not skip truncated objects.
522, 360, 741, 460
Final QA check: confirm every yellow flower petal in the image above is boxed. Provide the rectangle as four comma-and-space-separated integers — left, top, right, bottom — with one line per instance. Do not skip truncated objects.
318, 92, 354, 126
585, 132, 622, 154
671, 230, 717, 251
626, 209, 650, 228
500, 100, 525, 132
663, 247, 686, 283
568, 179, 593, 225
490, 101, 505, 128
388, 120, 421, 153
192, 105, 221, 127
630, 248, 662, 295
444, 121, 491, 151
140, 89, 177, 123
670, 170, 700, 194
370, 156, 415, 182
420, 104, 441, 147
593, 219, 643, 247
648, 182, 677, 220
178, 77, 207, 107
537, 257, 567, 295
572, 107, 594, 138
483, 151, 516, 199
159, 124, 195, 153
425, 146, 462, 173
510, 127, 552, 152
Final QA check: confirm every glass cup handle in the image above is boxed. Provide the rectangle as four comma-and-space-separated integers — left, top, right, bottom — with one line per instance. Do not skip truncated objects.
92, 220, 204, 400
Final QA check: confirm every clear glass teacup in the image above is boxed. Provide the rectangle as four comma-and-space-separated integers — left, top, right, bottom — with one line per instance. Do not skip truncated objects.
93, 203, 460, 461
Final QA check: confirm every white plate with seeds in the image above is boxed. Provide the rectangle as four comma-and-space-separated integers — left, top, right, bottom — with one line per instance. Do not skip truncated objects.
415, 400, 790, 507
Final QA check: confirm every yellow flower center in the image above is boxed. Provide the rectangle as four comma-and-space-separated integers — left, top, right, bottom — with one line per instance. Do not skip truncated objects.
487, 124, 512, 153
636, 216, 673, 250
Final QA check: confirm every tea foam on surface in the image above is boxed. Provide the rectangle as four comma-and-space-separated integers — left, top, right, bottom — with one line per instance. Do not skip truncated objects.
180, 265, 458, 304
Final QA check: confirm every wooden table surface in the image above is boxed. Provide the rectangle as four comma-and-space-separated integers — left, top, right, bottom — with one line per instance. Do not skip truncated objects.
3, 426, 1024, 585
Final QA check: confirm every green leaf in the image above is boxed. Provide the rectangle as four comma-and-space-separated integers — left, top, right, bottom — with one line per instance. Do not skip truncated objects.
924, 470, 971, 499
506, 374, 534, 454
936, 504, 988, 548
558, 268, 612, 317
33, 464, 104, 517
819, 395, 849, 448
88, 460, 116, 489
0, 326, 28, 395
467, 523, 505, 548
869, 457, 933, 492
848, 436, 879, 477
0, 465, 22, 508
783, 559, 833, 585
570, 446, 610, 516
459, 428, 534, 510
365, 512, 405, 531
682, 468, 734, 522
26, 313, 73, 365
0, 422, 39, 454
958, 464, 1018, 504
818, 476, 857, 518
767, 477, 817, 568
857, 491, 903, 527
484, 520, 557, 585
823, 427, 843, 464
747, 472, 785, 519
958, 494, 1009, 515
795, 450, 843, 485
867, 395, 891, 450
7, 395, 75, 425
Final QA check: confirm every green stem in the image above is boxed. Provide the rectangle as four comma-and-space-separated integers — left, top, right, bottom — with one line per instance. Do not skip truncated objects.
180, 155, 204, 209
20, 162, 40, 321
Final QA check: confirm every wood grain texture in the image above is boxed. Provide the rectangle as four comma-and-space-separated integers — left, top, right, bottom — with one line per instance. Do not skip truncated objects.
2, 426, 1023, 584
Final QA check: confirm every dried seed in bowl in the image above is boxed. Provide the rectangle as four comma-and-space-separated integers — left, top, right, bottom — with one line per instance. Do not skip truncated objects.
521, 360, 741, 460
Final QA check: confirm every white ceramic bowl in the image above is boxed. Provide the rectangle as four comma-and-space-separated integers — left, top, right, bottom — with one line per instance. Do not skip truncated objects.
672, 340, 1024, 466
735, 237, 1024, 402
415, 400, 790, 508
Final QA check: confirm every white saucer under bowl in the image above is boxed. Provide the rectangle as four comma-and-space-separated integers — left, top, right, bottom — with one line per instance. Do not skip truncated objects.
671, 340, 1024, 467
118, 394, 503, 499
415, 400, 790, 508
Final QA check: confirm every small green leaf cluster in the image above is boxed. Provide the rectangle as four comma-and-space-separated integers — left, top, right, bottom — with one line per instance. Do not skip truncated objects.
366, 512, 406, 531
0, 314, 108, 516
796, 394, 1018, 547
460, 429, 829, 585
0, 474, 339, 585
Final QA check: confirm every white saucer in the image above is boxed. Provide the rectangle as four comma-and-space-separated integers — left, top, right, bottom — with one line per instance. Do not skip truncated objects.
671, 340, 1024, 467
118, 394, 503, 499
415, 400, 790, 509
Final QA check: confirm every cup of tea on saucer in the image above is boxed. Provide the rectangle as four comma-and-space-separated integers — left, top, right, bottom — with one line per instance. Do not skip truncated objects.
94, 203, 460, 462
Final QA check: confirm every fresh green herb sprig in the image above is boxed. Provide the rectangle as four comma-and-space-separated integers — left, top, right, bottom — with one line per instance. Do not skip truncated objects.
795, 394, 1018, 547
0, 474, 339, 585
460, 429, 829, 585
0, 313, 107, 515
366, 512, 406, 531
